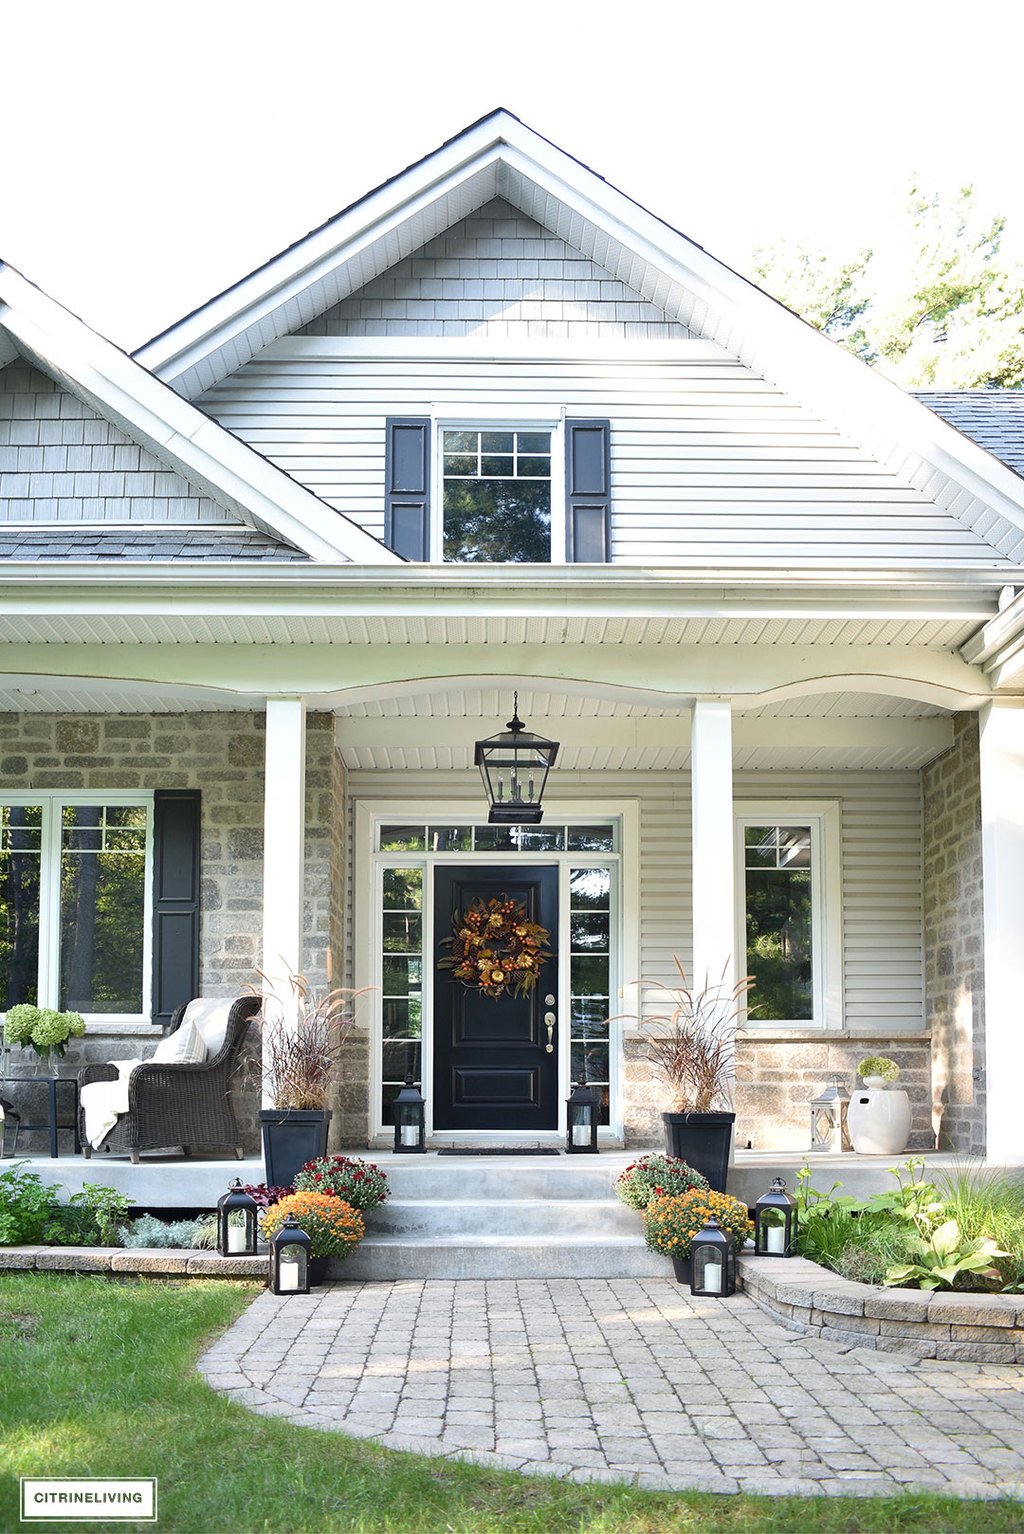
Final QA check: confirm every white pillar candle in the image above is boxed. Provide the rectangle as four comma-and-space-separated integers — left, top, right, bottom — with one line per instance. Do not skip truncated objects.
227, 1224, 246, 1254
572, 1123, 591, 1147
766, 1224, 786, 1254
400, 1123, 420, 1147
701, 1260, 723, 1294
278, 1260, 301, 1292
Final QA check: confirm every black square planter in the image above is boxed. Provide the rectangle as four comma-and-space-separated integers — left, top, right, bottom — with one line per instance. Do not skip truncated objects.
259, 1108, 332, 1189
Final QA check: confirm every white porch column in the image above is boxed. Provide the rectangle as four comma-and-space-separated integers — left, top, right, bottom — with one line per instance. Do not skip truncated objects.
261, 697, 307, 1105
978, 701, 1024, 1164
690, 699, 735, 996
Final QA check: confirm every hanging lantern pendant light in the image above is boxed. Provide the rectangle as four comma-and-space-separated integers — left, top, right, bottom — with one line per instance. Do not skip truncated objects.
474, 691, 559, 825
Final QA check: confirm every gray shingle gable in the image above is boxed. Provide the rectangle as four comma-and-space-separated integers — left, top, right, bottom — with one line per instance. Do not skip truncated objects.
914, 390, 1024, 479
0, 363, 244, 526
300, 198, 694, 340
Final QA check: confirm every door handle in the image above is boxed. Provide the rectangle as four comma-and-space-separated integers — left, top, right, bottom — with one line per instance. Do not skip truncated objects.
544, 1011, 556, 1053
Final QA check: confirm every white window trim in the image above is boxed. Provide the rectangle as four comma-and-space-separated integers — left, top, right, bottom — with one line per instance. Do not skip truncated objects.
429, 410, 566, 564
734, 799, 843, 1031
0, 790, 155, 1028
354, 798, 640, 1141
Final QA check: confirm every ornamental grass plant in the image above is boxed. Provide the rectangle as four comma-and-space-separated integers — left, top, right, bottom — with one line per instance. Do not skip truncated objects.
294, 1153, 389, 1212
625, 957, 753, 1112
261, 1190, 364, 1259
250, 970, 366, 1111
614, 1153, 709, 1210
642, 1188, 753, 1259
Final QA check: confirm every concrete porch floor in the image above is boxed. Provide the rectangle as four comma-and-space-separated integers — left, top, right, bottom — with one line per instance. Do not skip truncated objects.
11, 1148, 1020, 1210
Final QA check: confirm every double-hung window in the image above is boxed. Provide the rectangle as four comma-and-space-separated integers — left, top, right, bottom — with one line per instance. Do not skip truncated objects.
0, 794, 154, 1023
384, 416, 611, 563
735, 801, 842, 1029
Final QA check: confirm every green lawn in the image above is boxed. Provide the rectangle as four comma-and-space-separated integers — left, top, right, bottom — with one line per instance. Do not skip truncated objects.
0, 1274, 1020, 1534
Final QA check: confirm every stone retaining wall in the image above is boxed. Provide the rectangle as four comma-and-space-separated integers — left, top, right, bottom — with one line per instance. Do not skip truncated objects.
0, 1244, 266, 1278
738, 1252, 1024, 1362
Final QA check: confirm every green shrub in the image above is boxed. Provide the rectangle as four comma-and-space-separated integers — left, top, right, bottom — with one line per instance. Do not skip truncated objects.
0, 1166, 131, 1248
0, 1163, 61, 1244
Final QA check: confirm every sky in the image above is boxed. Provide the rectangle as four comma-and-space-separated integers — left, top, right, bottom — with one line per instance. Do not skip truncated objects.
4, 0, 1024, 351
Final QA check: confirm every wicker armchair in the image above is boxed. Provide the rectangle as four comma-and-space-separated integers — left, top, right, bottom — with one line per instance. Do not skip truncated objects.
78, 995, 260, 1163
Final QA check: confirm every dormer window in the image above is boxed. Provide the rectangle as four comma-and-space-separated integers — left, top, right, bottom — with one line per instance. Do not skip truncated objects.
384, 417, 610, 564
442, 429, 552, 562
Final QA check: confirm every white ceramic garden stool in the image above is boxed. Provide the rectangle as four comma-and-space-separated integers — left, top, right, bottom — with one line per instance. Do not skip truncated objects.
846, 1083, 912, 1154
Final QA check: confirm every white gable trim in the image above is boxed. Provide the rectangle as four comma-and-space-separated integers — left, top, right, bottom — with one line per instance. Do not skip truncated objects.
0, 265, 400, 565
132, 110, 1024, 565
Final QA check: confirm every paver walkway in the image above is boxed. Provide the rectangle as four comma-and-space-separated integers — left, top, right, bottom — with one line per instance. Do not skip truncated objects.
201, 1278, 1024, 1499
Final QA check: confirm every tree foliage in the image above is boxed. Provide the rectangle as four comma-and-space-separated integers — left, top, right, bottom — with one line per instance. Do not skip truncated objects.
752, 185, 1024, 389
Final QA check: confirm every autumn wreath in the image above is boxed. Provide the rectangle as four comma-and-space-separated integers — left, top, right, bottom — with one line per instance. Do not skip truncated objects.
439, 895, 551, 1000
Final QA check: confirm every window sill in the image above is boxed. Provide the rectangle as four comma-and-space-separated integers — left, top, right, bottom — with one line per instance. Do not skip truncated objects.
738, 1028, 932, 1043
84, 1022, 163, 1038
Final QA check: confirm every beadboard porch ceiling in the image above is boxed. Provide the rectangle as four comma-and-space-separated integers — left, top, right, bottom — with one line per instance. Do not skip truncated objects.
333, 686, 952, 772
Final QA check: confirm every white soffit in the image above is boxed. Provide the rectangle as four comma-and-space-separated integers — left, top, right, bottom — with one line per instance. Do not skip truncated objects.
132, 111, 1024, 565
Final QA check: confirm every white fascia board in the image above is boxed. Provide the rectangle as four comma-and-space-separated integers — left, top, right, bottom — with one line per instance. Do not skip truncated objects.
0, 559, 1004, 620
134, 126, 512, 384
0, 266, 398, 565
492, 135, 1024, 549
962, 586, 1024, 671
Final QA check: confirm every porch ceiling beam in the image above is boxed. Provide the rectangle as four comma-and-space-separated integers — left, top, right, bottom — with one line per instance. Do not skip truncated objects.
0, 642, 990, 710
334, 714, 954, 755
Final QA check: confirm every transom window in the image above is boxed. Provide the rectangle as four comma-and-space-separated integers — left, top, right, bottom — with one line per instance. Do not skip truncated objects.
0, 795, 153, 1021
377, 822, 616, 854
442, 428, 552, 562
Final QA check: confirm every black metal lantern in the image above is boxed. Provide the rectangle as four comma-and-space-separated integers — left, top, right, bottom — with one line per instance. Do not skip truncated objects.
393, 1075, 426, 1153
754, 1176, 799, 1256
269, 1214, 312, 1294
217, 1177, 259, 1257
690, 1215, 737, 1297
474, 693, 559, 825
566, 1077, 600, 1153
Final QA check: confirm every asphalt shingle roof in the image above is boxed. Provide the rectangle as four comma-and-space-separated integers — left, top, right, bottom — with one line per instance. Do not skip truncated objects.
0, 527, 310, 561
914, 389, 1024, 479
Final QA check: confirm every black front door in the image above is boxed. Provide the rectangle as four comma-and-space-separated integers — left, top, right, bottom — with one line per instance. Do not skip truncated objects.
433, 864, 559, 1131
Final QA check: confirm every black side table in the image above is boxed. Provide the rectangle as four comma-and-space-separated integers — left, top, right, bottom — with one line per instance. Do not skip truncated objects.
2, 1076, 81, 1157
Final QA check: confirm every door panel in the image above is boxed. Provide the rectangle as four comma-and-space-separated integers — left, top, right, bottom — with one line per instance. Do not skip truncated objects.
433, 864, 559, 1131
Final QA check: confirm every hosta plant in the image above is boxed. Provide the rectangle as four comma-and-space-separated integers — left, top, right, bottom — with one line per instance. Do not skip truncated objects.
884, 1220, 1007, 1291
614, 1153, 708, 1211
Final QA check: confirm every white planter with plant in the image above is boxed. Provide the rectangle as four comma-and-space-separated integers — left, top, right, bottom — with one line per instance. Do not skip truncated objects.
847, 1055, 912, 1154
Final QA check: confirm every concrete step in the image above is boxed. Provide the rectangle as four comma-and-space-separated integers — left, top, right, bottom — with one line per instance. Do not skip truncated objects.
336, 1233, 667, 1282
374, 1158, 631, 1202
365, 1196, 639, 1238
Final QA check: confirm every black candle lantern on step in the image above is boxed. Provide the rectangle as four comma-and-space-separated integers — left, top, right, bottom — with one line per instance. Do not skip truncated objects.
217, 1177, 259, 1257
393, 1075, 426, 1153
566, 1077, 600, 1154
690, 1215, 736, 1297
269, 1214, 312, 1295
474, 693, 559, 825
754, 1176, 799, 1256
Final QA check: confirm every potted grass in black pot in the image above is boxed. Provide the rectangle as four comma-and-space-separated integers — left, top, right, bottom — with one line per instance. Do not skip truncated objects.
251, 971, 362, 1189
630, 958, 753, 1192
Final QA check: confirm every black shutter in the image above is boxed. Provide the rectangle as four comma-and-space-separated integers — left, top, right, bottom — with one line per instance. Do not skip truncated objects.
151, 789, 201, 1029
384, 418, 431, 560
565, 419, 611, 563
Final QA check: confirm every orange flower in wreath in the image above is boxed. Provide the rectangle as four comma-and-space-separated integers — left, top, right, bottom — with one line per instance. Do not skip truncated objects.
439, 895, 551, 999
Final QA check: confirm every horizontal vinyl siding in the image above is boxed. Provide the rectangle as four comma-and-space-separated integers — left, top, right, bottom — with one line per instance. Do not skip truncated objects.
201, 355, 1005, 567
300, 199, 692, 341
346, 768, 924, 1032
0, 365, 232, 525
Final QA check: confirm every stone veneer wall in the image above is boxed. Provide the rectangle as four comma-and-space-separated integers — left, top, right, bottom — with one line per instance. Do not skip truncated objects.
922, 714, 985, 1154
623, 1034, 933, 1152
0, 711, 359, 1155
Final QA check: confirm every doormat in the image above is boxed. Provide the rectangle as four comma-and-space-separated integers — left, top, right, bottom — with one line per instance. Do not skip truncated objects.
436, 1147, 562, 1156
